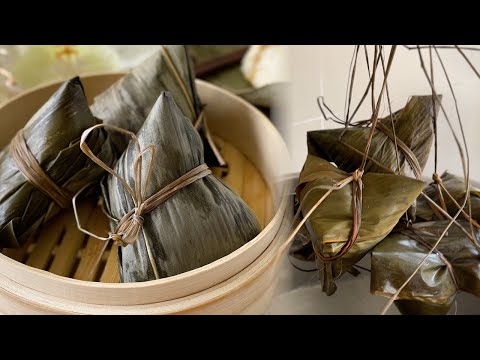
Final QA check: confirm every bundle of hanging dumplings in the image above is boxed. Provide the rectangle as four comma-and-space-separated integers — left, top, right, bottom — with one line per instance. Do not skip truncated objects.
299, 91, 480, 312
296, 96, 439, 295
0, 45, 261, 283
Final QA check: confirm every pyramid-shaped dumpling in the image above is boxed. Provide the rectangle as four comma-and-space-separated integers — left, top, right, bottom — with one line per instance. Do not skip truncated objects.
103, 92, 260, 282
90, 45, 222, 168
0, 77, 114, 247
308, 96, 440, 179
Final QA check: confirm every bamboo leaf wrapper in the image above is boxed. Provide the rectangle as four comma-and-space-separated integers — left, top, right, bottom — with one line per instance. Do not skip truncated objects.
0, 77, 114, 247
371, 220, 480, 314
102, 92, 261, 282
308, 96, 439, 178
297, 155, 424, 294
90, 45, 222, 168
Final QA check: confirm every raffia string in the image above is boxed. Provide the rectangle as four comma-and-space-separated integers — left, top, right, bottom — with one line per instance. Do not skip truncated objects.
10, 129, 72, 209
160, 45, 227, 168
431, 173, 480, 229
73, 123, 211, 248
380, 45, 474, 315
312, 169, 364, 261
274, 172, 360, 261
160, 45, 196, 117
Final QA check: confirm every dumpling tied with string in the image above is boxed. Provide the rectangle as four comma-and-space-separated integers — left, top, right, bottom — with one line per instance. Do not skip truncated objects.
293, 96, 441, 294
0, 77, 114, 248
415, 171, 480, 223
310, 96, 440, 179
91, 45, 223, 168
371, 220, 480, 315
102, 92, 261, 282
296, 154, 424, 295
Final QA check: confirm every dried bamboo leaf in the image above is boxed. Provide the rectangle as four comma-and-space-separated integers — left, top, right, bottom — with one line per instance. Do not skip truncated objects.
371, 220, 480, 314
416, 171, 480, 222
103, 93, 260, 282
308, 96, 440, 178
297, 154, 424, 294
0, 77, 114, 248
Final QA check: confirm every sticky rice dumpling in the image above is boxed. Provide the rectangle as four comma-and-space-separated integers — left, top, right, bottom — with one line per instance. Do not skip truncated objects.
296, 154, 424, 294
90, 45, 222, 168
0, 77, 114, 248
308, 96, 440, 179
371, 220, 480, 314
101, 92, 260, 282
416, 171, 480, 222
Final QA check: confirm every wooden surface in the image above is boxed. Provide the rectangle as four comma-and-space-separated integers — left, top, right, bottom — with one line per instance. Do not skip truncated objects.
1, 137, 273, 283
0, 75, 291, 314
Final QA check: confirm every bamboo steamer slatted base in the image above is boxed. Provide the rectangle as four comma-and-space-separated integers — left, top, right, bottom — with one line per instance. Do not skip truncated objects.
0, 75, 291, 314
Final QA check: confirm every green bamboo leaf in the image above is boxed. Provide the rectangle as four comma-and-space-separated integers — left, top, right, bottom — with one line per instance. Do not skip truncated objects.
416, 171, 480, 222
297, 155, 424, 294
0, 78, 115, 247
371, 220, 480, 314
308, 96, 440, 178
91, 46, 202, 154
103, 93, 260, 282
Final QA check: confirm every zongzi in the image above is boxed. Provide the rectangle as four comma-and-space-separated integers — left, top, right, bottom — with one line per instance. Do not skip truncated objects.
0, 77, 114, 248
90, 45, 224, 169
296, 154, 424, 294
308, 96, 440, 179
371, 220, 480, 314
416, 171, 480, 222
99, 92, 260, 282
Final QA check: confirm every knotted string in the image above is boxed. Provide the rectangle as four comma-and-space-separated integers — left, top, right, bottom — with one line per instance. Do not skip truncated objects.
73, 123, 211, 247
10, 129, 73, 208
278, 47, 397, 268
312, 169, 364, 261
273, 168, 364, 267
432, 173, 448, 216
430, 173, 480, 229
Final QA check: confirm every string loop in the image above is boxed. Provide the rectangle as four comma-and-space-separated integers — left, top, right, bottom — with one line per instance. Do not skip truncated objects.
10, 129, 72, 208
73, 123, 211, 247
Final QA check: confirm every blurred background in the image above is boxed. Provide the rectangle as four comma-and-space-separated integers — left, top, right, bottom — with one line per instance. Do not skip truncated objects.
0, 45, 289, 117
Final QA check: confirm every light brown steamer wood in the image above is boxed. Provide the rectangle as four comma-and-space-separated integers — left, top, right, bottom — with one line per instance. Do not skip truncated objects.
0, 74, 291, 314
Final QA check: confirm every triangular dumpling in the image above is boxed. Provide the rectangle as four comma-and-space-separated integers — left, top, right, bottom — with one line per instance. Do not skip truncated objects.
103, 92, 260, 282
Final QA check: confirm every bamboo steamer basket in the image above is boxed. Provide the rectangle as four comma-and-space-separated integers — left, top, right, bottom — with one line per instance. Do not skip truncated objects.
0, 74, 291, 314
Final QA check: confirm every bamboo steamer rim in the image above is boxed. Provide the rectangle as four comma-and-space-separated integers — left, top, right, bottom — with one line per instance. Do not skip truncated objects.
0, 73, 290, 305
0, 203, 292, 314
